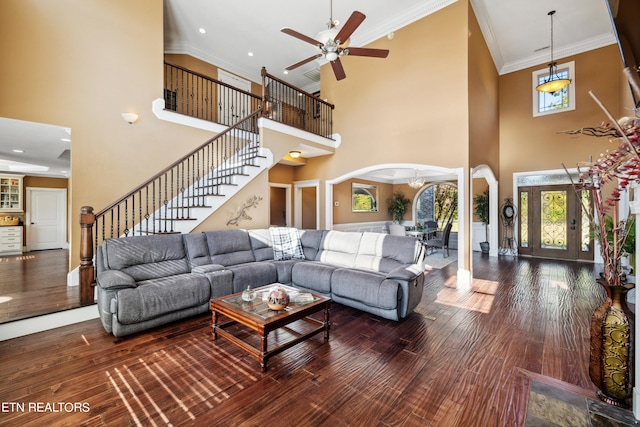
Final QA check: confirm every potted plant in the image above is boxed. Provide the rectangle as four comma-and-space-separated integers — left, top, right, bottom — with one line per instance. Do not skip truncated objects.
473, 189, 490, 253
387, 192, 411, 223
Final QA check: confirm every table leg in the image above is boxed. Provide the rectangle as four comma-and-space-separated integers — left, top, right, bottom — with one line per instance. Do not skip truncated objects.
324, 303, 331, 341
259, 334, 268, 372
212, 310, 218, 340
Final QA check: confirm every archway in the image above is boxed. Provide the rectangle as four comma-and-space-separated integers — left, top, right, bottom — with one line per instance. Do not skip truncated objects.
325, 163, 469, 283
471, 165, 499, 258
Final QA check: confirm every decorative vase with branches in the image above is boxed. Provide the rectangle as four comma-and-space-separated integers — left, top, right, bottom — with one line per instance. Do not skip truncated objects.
563, 93, 638, 287
562, 80, 639, 409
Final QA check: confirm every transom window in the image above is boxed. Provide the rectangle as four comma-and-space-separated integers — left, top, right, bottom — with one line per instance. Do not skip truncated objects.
532, 61, 575, 117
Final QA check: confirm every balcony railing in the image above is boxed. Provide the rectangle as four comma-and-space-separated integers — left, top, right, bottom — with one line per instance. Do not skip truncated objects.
164, 62, 334, 139
164, 62, 261, 126
261, 68, 334, 139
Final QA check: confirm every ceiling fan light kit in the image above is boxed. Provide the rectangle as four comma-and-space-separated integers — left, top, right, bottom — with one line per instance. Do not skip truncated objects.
281, 2, 389, 81
536, 10, 571, 94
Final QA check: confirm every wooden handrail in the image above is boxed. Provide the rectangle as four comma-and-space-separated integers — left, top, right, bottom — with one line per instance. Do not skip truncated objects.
165, 61, 261, 101
261, 67, 334, 110
95, 108, 262, 218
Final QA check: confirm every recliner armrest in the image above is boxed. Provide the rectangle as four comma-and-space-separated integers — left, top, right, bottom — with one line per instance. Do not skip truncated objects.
386, 264, 423, 282
97, 270, 137, 290
192, 264, 225, 274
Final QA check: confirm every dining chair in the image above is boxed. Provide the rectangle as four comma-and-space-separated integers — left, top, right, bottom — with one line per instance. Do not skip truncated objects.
426, 222, 453, 257
388, 223, 406, 236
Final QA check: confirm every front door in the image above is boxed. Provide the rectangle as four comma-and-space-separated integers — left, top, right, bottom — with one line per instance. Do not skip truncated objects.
518, 184, 592, 261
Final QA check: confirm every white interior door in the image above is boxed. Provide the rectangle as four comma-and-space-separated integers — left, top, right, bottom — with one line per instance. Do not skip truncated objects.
27, 188, 67, 251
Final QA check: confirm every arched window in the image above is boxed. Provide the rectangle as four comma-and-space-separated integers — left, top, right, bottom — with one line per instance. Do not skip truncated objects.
415, 183, 458, 231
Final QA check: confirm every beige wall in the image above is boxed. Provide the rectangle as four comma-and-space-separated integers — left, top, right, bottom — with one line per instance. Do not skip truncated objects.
297, 1, 471, 184
468, 9, 499, 175
1, 0, 216, 269
498, 44, 625, 202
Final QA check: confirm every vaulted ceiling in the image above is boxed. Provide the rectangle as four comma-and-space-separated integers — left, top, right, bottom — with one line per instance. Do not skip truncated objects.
164, 0, 617, 92
0, 0, 627, 179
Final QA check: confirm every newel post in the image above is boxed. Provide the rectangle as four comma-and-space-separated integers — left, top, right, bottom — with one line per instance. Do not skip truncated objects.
79, 206, 96, 305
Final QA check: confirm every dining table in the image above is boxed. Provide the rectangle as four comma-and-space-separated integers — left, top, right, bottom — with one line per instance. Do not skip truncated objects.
405, 228, 438, 254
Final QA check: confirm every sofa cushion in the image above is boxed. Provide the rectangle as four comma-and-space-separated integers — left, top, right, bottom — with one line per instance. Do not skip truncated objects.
115, 273, 211, 324
378, 235, 423, 273
102, 234, 190, 281
291, 261, 337, 294
227, 262, 278, 293
331, 269, 399, 310
269, 227, 304, 261
315, 230, 362, 268
270, 259, 300, 285
353, 232, 386, 271
248, 229, 274, 261
183, 233, 210, 268
204, 230, 256, 266
300, 230, 325, 260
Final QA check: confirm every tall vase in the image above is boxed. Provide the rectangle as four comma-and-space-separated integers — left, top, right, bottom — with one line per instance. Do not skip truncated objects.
589, 279, 634, 408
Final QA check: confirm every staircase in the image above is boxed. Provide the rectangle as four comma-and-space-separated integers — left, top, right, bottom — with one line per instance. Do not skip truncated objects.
91, 109, 271, 244
78, 66, 337, 303
131, 141, 272, 236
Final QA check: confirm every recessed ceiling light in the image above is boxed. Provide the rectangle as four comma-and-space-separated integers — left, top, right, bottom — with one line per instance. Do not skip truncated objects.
283, 70, 289, 75
61, 138, 71, 142
248, 52, 254, 57
12, 149, 23, 153
198, 28, 206, 34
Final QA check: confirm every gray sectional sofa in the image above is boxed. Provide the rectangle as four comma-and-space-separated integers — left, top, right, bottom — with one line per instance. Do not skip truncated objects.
96, 228, 426, 337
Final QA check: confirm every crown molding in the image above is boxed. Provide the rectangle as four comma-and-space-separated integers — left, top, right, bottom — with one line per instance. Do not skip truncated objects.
499, 33, 618, 75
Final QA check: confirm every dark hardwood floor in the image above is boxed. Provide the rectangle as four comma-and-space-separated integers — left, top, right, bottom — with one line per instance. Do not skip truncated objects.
0, 254, 615, 426
0, 249, 79, 323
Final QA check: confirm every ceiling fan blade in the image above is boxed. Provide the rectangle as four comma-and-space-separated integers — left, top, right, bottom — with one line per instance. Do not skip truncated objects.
281, 28, 321, 46
334, 11, 366, 44
285, 54, 323, 71
330, 57, 346, 80
345, 47, 389, 58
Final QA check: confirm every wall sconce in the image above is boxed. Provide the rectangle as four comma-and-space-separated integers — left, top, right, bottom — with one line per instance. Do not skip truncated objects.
121, 112, 139, 124
289, 150, 301, 159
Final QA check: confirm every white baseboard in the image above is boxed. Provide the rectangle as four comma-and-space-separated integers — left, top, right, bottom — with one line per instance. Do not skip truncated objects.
67, 266, 79, 287
0, 305, 99, 341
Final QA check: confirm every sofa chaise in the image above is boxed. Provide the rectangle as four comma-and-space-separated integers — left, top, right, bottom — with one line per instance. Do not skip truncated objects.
96, 228, 425, 337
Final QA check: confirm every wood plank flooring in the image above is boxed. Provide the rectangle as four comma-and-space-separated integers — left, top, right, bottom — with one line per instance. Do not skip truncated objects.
0, 254, 613, 426
0, 249, 79, 323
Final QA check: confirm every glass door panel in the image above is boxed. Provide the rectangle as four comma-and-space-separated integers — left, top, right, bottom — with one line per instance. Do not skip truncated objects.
540, 190, 567, 250
518, 184, 590, 261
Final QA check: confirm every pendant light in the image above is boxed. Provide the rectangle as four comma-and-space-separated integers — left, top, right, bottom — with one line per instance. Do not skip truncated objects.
536, 10, 571, 94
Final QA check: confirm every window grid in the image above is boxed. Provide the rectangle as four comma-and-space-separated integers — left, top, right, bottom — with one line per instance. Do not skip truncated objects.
532, 61, 575, 117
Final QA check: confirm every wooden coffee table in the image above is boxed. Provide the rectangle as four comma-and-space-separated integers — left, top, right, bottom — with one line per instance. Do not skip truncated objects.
210, 284, 331, 371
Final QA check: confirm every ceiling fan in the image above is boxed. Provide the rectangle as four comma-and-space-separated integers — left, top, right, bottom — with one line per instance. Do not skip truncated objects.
280, 2, 389, 81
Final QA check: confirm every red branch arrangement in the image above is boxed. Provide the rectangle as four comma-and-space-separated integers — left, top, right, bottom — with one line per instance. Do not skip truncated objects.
563, 91, 639, 286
